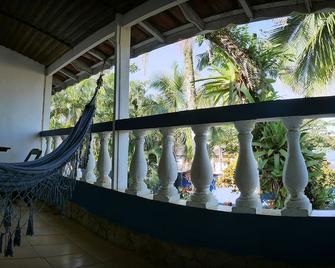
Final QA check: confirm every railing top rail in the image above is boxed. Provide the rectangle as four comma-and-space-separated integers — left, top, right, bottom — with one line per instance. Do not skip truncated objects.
40, 96, 335, 137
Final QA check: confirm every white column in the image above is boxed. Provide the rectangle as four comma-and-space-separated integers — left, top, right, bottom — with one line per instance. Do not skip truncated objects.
187, 125, 218, 209
82, 138, 97, 184
126, 130, 150, 197
154, 127, 179, 203
45, 136, 53, 155
53, 135, 62, 150
95, 132, 112, 188
112, 18, 131, 192
281, 117, 312, 216
232, 121, 261, 214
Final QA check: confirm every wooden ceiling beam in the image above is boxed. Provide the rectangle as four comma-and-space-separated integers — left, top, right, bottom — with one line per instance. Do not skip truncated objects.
58, 69, 78, 82
138, 21, 165, 43
238, 0, 254, 19
88, 48, 114, 65
72, 59, 92, 74
179, 3, 205, 31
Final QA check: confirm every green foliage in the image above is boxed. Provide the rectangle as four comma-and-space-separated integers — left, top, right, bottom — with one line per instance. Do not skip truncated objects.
270, 12, 335, 95
196, 25, 290, 105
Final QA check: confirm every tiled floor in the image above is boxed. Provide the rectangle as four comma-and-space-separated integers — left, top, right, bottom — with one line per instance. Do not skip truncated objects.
0, 208, 156, 268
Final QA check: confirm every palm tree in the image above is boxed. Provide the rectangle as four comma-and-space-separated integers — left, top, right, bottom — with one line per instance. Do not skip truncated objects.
180, 38, 197, 109
270, 11, 335, 95
150, 63, 187, 113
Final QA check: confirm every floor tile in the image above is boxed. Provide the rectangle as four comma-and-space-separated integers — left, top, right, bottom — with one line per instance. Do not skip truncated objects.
27, 235, 71, 246
33, 243, 82, 257
45, 253, 100, 268
0, 257, 52, 268
0, 245, 38, 259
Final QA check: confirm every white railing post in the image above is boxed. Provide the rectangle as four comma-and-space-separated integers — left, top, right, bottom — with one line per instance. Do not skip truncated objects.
281, 117, 312, 216
154, 127, 179, 202
187, 125, 218, 209
45, 136, 53, 155
126, 129, 150, 197
232, 120, 261, 214
95, 132, 112, 188
112, 18, 131, 192
53, 135, 62, 150
82, 137, 96, 184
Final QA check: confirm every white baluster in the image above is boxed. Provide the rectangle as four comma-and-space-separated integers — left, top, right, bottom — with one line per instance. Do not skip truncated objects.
187, 125, 218, 209
45, 136, 53, 155
154, 127, 179, 202
95, 132, 112, 188
53, 135, 62, 150
281, 117, 312, 216
126, 129, 150, 197
232, 121, 261, 214
82, 137, 96, 184
60, 135, 70, 177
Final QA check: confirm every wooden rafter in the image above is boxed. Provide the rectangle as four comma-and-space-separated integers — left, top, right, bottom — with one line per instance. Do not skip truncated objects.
179, 2, 205, 31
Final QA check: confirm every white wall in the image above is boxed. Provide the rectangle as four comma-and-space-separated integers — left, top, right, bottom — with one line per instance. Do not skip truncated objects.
0, 45, 51, 162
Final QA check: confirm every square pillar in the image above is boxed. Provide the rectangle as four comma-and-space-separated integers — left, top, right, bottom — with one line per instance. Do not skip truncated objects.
111, 17, 131, 192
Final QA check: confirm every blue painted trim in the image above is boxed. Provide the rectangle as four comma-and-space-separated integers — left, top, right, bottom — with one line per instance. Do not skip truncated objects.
71, 181, 335, 265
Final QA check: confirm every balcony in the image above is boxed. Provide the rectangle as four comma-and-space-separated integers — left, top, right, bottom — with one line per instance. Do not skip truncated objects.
1, 0, 335, 267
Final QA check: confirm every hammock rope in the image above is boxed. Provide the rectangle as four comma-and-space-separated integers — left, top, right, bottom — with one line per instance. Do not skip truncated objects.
0, 72, 104, 256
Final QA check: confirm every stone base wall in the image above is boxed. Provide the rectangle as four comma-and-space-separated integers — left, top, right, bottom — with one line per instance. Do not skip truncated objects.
64, 202, 302, 268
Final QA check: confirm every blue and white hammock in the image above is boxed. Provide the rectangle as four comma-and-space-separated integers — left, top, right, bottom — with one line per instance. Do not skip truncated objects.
0, 74, 103, 256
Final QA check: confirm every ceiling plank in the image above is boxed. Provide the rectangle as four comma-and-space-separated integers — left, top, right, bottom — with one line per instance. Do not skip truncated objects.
179, 3, 205, 31
238, 0, 254, 19
46, 21, 116, 75
0, 9, 70, 47
122, 0, 188, 27
138, 21, 165, 43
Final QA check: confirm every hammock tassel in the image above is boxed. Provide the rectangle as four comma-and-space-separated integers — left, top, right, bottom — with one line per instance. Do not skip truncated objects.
26, 208, 34, 236
14, 221, 21, 247
5, 234, 13, 257
3, 205, 11, 232
0, 233, 4, 253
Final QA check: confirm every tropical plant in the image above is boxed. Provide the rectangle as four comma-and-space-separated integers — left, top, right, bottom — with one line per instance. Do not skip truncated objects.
270, 11, 335, 95
196, 25, 290, 105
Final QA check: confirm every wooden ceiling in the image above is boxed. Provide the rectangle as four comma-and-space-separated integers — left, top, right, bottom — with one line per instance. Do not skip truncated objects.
0, 0, 334, 93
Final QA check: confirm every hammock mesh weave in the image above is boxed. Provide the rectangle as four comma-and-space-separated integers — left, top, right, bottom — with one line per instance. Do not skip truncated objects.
0, 74, 103, 257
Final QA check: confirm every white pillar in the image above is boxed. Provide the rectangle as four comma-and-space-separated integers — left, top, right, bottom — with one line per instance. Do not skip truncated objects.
281, 117, 312, 216
53, 135, 62, 150
232, 121, 261, 214
82, 138, 96, 184
112, 18, 131, 192
126, 130, 150, 197
45, 136, 53, 155
95, 132, 111, 188
187, 125, 218, 209
154, 127, 179, 203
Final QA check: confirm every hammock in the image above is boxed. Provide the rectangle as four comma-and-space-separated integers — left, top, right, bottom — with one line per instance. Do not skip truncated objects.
0, 74, 104, 257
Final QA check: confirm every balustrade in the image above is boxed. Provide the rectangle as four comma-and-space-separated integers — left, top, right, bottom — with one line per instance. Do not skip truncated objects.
126, 130, 151, 197
281, 117, 312, 216
82, 138, 97, 184
187, 125, 218, 209
154, 127, 179, 203
232, 121, 261, 214
40, 96, 335, 217
96, 132, 112, 188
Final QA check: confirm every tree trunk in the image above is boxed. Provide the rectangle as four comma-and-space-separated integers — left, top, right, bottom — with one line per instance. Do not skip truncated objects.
181, 38, 197, 110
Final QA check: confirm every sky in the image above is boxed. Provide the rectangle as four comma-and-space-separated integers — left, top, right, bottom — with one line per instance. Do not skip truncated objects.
129, 18, 299, 99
